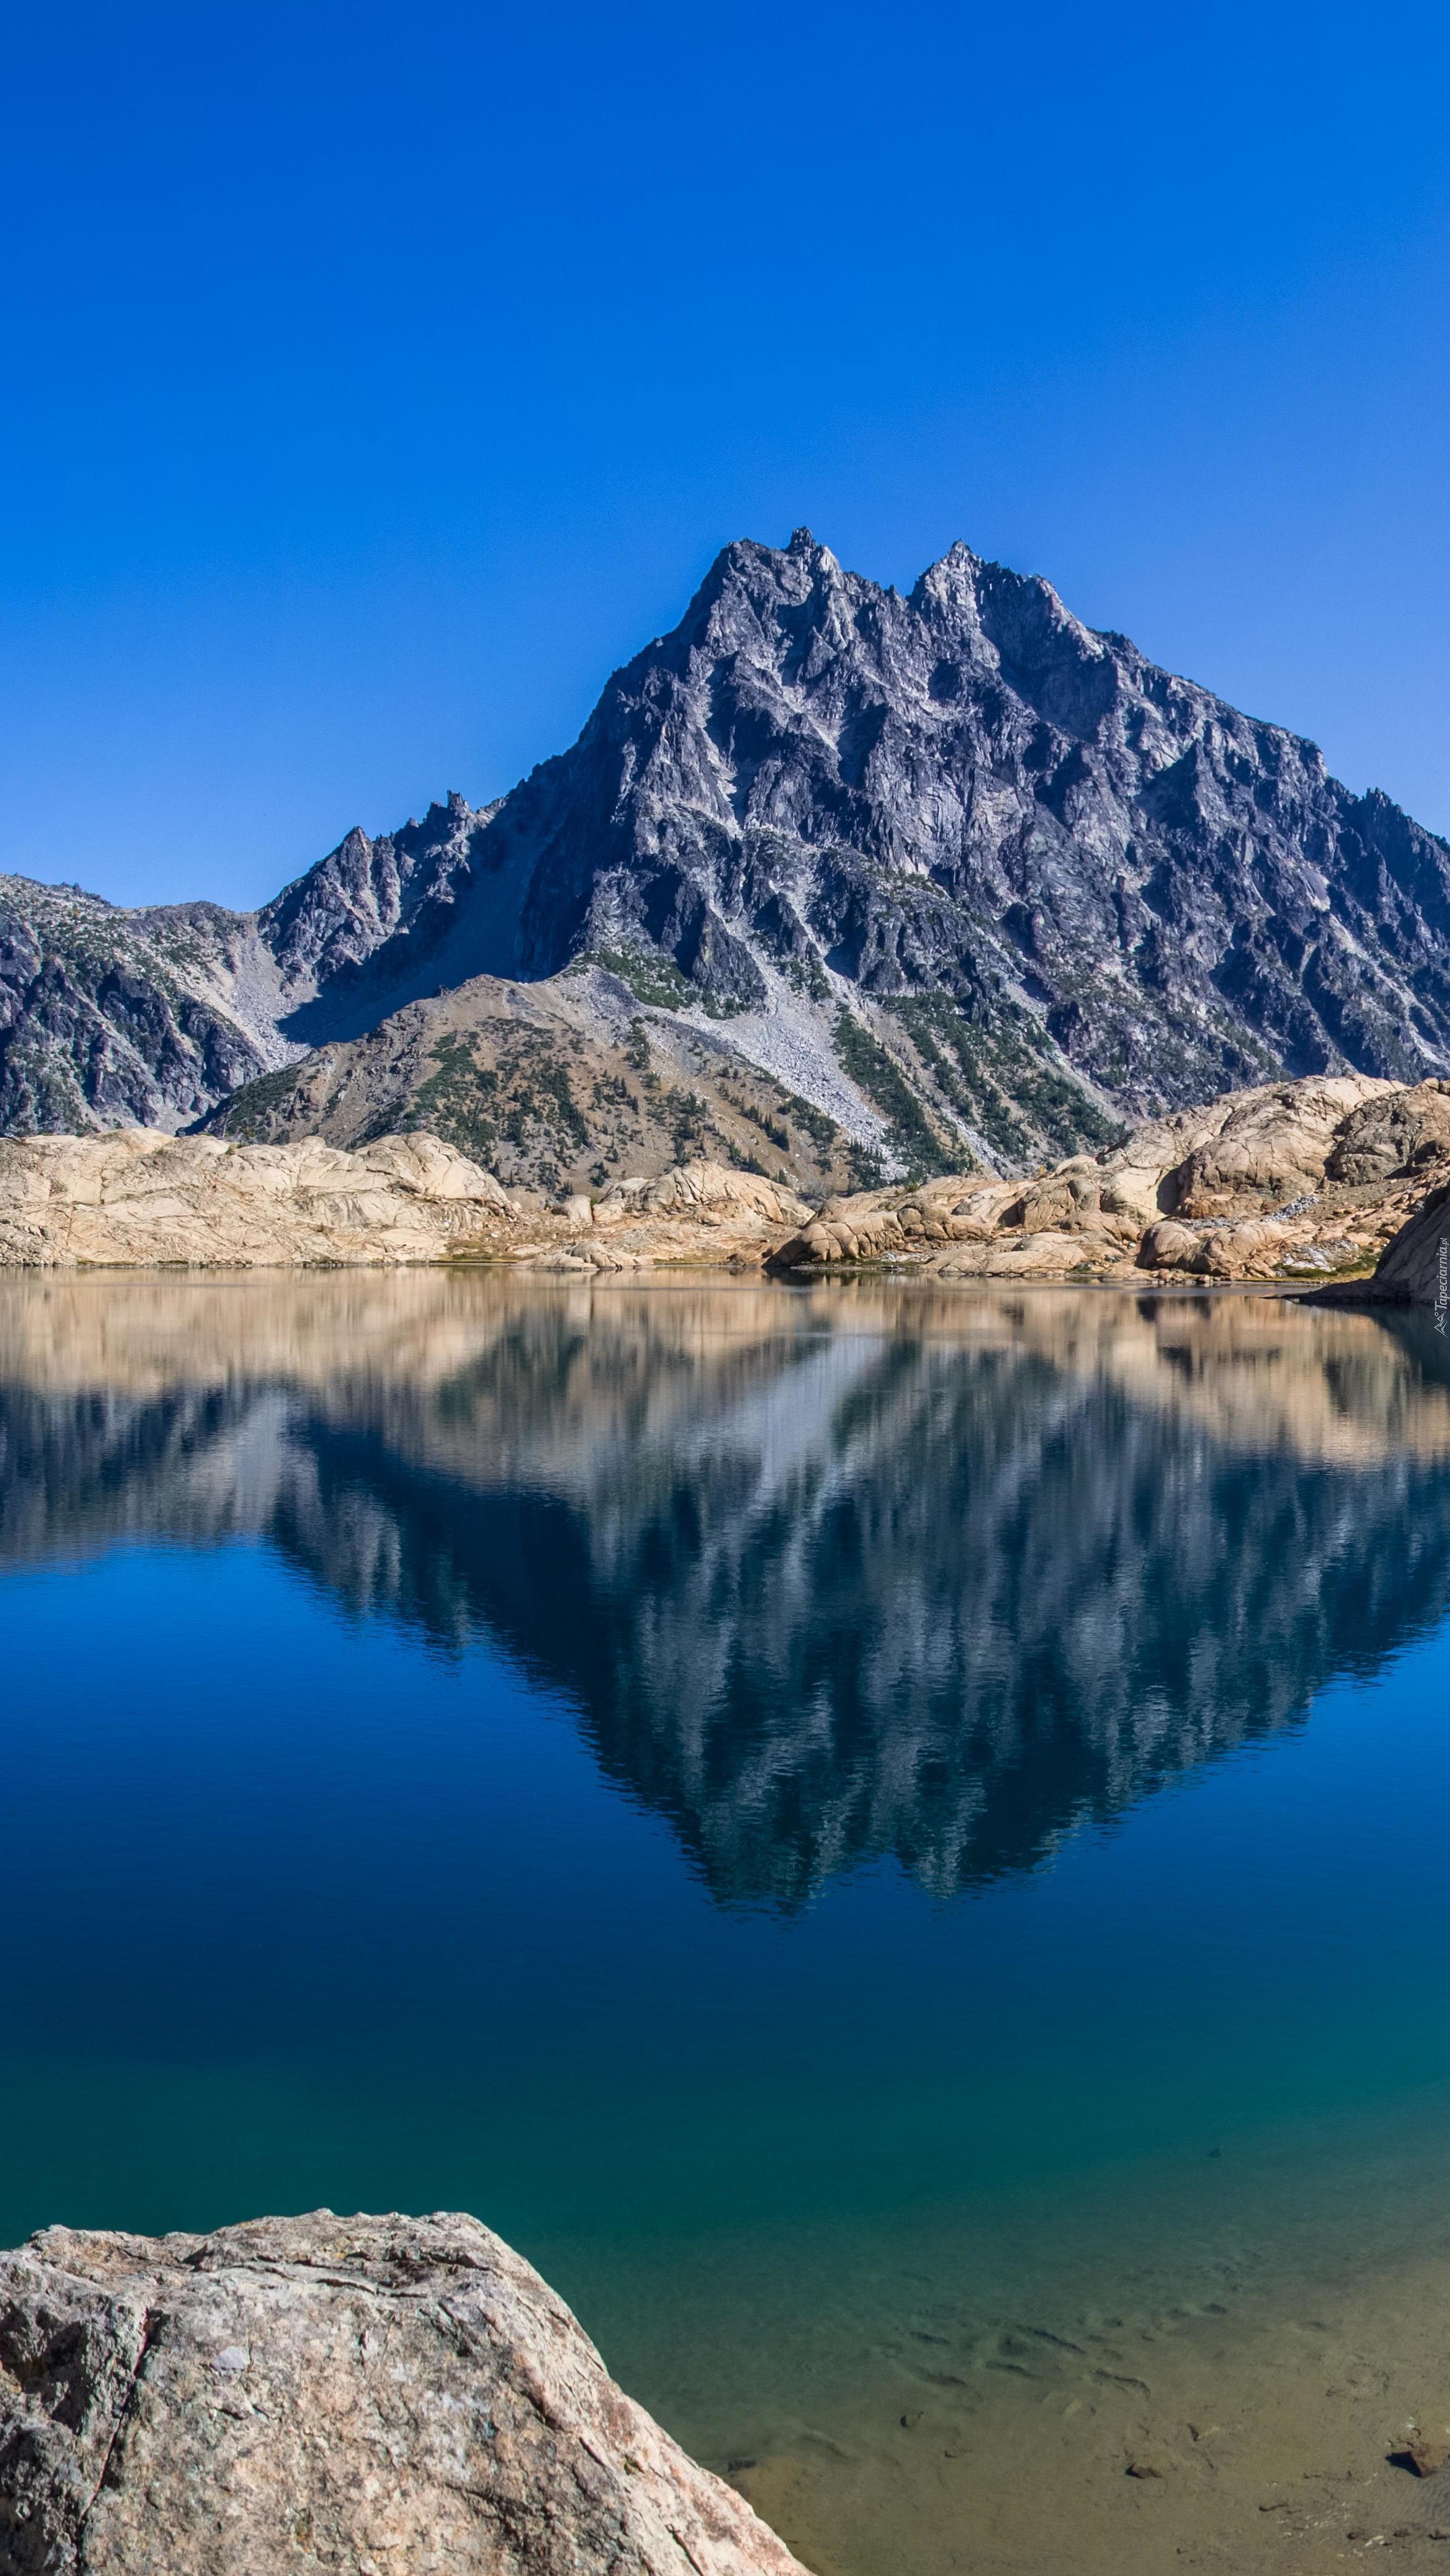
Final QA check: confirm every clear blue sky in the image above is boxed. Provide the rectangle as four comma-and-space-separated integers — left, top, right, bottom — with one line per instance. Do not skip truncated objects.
4, 0, 1450, 909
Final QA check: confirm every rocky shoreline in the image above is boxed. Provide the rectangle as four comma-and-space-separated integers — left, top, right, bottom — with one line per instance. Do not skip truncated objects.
766, 1072, 1450, 1297
0, 2210, 809, 2575
0, 1070, 1446, 1303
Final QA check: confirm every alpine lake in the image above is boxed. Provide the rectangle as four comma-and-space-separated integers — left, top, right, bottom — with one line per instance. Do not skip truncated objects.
6, 1270, 1450, 2576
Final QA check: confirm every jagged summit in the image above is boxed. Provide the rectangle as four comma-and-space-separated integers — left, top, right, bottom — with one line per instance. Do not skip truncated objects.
3, 533, 1449, 1177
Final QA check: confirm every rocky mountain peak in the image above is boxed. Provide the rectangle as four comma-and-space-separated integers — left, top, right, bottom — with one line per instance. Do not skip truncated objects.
5, 533, 1450, 1171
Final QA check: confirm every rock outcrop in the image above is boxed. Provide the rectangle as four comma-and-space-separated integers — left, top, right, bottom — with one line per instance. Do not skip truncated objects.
5, 1075, 1450, 1281
0, 2208, 809, 2575
770, 1075, 1450, 1286
9, 533, 1450, 1186
530, 1163, 812, 1272
0, 1132, 815, 1273
0, 1130, 516, 1268
1338, 1179, 1450, 1311
0, 879, 286, 1135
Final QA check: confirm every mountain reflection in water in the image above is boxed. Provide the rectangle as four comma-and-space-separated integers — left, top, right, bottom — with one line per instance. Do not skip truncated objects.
2, 1274, 1448, 1910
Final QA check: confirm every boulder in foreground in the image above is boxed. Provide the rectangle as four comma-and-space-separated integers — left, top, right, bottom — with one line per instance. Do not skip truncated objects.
0, 2209, 810, 2575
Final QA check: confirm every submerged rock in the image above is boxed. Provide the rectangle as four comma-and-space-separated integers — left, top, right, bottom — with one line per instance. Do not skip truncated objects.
1392, 2435, 1449, 2477
1124, 2446, 1174, 2479
0, 2209, 811, 2574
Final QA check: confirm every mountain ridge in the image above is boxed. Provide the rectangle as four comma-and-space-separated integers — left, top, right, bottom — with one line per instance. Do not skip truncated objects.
6, 530, 1449, 1182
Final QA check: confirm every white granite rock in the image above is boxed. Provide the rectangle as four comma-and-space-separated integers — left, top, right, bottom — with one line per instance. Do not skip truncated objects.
0, 1130, 514, 1268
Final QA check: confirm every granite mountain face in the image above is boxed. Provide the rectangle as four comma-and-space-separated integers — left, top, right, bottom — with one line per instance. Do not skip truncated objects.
6, 531, 1450, 1180
0, 881, 278, 1134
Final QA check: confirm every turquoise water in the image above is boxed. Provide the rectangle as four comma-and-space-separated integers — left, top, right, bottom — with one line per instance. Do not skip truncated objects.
4, 1271, 1450, 2510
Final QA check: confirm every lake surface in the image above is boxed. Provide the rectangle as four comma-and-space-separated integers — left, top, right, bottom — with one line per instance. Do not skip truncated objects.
6, 1273, 1450, 2573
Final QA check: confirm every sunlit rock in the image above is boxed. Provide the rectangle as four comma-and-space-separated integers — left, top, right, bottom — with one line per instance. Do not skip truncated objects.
0, 2210, 809, 2575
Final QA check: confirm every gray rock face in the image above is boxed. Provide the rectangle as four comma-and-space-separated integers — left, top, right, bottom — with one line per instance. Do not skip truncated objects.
8, 532, 1450, 1168
428, 531, 1450, 1113
0, 882, 280, 1135
0, 2210, 809, 2575
257, 793, 505, 1008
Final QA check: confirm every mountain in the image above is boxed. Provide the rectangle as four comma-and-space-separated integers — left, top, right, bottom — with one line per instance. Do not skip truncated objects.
7, 531, 1450, 1181
0, 879, 277, 1132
